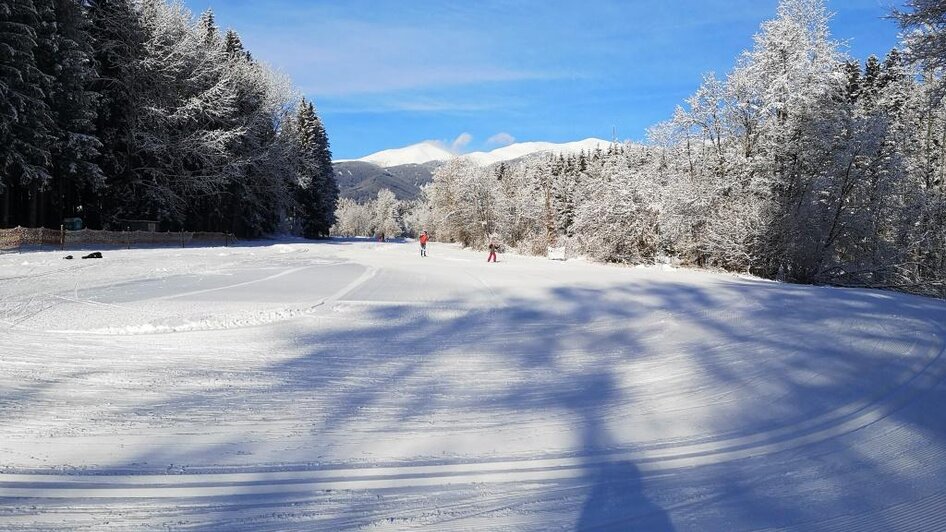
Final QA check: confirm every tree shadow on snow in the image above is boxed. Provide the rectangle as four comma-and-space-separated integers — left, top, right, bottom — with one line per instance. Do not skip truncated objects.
577, 461, 673, 531
10, 266, 946, 530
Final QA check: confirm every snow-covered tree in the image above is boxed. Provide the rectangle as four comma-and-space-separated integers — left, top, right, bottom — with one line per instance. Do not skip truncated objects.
405, 0, 945, 297
1, 0, 327, 238
331, 197, 373, 237
372, 188, 401, 238
894, 0, 946, 71
292, 97, 338, 238
39, 0, 104, 227
0, 0, 54, 226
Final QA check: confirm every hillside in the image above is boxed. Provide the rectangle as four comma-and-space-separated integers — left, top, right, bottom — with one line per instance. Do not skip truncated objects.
334, 161, 437, 201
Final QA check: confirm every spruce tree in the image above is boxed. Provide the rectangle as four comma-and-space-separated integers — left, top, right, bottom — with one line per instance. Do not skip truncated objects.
197, 8, 217, 46
224, 28, 251, 61
861, 55, 881, 110
37, 0, 104, 227
293, 98, 338, 238
0, 0, 54, 226
843, 60, 861, 105
86, 0, 146, 228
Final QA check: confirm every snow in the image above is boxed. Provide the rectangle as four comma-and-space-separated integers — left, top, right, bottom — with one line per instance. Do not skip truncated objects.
340, 138, 615, 168
462, 138, 613, 166
343, 141, 454, 167
1, 240, 945, 530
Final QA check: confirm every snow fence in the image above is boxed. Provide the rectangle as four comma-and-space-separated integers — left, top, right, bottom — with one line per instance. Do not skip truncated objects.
0, 226, 232, 251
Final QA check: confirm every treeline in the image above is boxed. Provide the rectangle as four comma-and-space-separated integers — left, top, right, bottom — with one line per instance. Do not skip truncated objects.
331, 189, 420, 240
0, 0, 337, 238
416, 0, 945, 297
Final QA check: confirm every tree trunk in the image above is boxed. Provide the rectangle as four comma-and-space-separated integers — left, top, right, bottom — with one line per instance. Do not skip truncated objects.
1, 189, 9, 228
29, 185, 39, 228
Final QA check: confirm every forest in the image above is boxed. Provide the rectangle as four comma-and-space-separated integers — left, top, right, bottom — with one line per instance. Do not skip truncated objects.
0, 0, 337, 238
335, 0, 945, 296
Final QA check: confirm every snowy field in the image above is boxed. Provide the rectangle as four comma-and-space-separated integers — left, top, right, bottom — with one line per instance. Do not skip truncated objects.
1, 239, 945, 530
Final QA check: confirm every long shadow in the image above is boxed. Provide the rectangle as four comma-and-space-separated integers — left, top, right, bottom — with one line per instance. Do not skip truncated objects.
578, 461, 673, 531
128, 279, 946, 525
6, 259, 946, 529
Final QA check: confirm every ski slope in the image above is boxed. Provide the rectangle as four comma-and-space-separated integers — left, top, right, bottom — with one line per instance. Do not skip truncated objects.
1, 239, 945, 530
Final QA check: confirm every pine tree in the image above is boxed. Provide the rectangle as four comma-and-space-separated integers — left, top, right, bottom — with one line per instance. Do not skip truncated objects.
876, 48, 908, 117
0, 0, 314, 235
37, 0, 104, 227
197, 8, 217, 46
214, 31, 292, 237
311, 105, 338, 232
224, 29, 251, 61
861, 55, 881, 110
86, 0, 146, 228
0, 0, 54, 226
843, 60, 861, 105
294, 98, 338, 238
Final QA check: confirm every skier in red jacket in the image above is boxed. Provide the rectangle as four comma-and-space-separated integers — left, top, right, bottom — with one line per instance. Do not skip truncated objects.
419, 231, 429, 257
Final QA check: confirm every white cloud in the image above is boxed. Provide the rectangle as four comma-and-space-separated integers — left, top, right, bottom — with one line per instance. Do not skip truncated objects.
451, 133, 474, 153
241, 17, 558, 97
486, 132, 516, 147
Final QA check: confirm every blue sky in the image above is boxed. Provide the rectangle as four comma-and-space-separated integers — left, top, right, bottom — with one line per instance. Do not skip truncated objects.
182, 0, 905, 159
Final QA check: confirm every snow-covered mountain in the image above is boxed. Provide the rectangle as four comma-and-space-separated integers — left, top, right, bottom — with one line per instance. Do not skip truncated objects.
340, 138, 614, 168
462, 138, 612, 166
344, 142, 455, 168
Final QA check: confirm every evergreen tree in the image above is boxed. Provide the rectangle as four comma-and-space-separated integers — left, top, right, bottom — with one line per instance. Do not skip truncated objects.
224, 28, 251, 61
842, 60, 861, 105
876, 48, 908, 118
86, 0, 146, 228
37, 0, 104, 227
294, 98, 338, 238
215, 33, 292, 237
861, 55, 881, 109
0, 0, 320, 236
0, 0, 54, 226
197, 8, 217, 46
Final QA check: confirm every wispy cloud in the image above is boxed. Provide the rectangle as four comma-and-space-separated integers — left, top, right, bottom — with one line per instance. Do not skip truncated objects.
231, 6, 562, 97
451, 133, 473, 152
487, 132, 516, 147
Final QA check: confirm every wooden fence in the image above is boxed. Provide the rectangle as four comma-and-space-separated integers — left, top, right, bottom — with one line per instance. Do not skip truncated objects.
0, 226, 232, 252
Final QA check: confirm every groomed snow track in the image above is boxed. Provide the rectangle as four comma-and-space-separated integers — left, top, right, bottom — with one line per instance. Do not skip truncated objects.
1, 240, 945, 530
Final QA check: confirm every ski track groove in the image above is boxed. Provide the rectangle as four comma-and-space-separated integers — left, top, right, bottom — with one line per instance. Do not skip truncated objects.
1, 241, 945, 529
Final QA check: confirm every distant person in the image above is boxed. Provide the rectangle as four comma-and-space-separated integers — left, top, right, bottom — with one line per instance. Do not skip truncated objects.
487, 241, 498, 263
419, 231, 429, 257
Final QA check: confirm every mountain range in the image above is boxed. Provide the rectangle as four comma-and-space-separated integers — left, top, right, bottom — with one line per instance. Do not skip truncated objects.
334, 138, 612, 201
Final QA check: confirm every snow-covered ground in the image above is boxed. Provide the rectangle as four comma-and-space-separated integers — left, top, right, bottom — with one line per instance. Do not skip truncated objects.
1, 239, 945, 530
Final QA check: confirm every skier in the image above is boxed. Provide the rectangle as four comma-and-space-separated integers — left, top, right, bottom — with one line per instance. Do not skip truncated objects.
487, 241, 498, 263
419, 231, 429, 257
